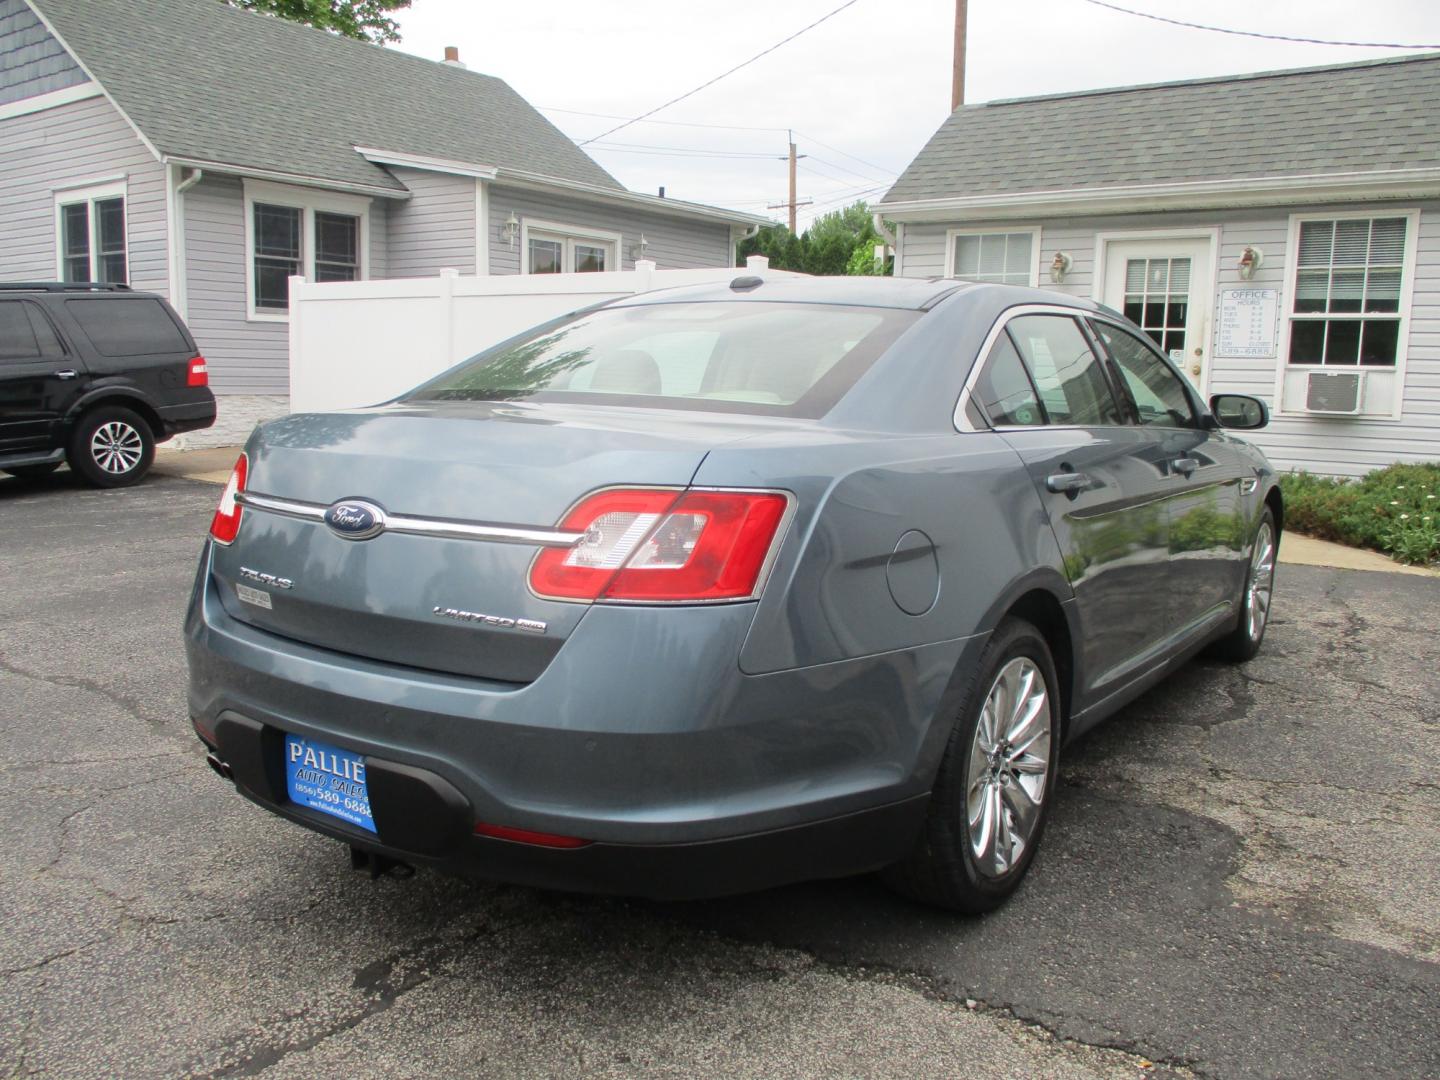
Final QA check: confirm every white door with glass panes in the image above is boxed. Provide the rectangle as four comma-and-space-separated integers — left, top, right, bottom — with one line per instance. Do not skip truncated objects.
1101, 238, 1215, 390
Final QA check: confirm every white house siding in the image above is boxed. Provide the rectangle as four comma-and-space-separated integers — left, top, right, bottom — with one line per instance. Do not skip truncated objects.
0, 94, 167, 295
384, 166, 475, 277
486, 185, 734, 274
0, 0, 86, 105
898, 203, 1440, 477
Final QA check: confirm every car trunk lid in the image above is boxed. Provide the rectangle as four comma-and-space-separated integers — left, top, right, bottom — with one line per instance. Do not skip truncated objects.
208, 401, 773, 682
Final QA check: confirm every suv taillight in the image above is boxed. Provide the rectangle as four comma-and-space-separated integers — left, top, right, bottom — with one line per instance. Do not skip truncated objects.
210, 454, 247, 544
187, 356, 209, 387
530, 487, 790, 603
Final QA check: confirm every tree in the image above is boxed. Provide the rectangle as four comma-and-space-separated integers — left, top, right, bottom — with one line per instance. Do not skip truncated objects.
226, 0, 412, 45
735, 201, 893, 276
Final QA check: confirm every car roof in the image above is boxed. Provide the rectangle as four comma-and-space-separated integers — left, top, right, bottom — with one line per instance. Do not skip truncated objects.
608, 276, 1100, 312
0, 282, 152, 297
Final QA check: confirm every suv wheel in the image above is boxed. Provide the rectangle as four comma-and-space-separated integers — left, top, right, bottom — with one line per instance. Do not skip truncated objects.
883, 617, 1060, 912
67, 406, 155, 488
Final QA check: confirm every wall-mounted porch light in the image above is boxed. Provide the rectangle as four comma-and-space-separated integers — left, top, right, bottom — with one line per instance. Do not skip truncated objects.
1237, 245, 1264, 280
628, 233, 649, 261
1049, 251, 1073, 284
503, 211, 520, 249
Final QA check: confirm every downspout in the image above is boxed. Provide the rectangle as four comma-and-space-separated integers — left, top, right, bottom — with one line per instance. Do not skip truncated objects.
871, 212, 896, 249
170, 167, 203, 317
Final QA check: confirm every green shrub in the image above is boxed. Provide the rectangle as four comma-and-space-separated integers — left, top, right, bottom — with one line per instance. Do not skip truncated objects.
1278, 462, 1440, 565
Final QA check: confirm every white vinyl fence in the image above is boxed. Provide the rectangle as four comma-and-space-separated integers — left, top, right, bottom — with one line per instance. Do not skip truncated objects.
288, 257, 793, 413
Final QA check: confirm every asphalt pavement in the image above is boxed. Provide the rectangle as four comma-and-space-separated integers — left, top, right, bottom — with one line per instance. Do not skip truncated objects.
1, 470, 1436, 1079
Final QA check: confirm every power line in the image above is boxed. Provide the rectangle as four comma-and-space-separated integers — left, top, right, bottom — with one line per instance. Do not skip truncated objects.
1080, 0, 1440, 49
540, 106, 790, 134
588, 141, 778, 160
804, 153, 894, 184
791, 130, 899, 180
577, 0, 867, 145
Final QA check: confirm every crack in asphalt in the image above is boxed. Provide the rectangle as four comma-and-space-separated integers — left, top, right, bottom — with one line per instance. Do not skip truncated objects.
0, 650, 175, 733
749, 943, 1202, 1078
190, 926, 497, 1078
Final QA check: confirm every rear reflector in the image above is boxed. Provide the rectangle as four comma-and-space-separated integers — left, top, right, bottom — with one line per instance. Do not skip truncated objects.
474, 822, 592, 849
529, 487, 790, 603
209, 453, 247, 544
187, 356, 209, 387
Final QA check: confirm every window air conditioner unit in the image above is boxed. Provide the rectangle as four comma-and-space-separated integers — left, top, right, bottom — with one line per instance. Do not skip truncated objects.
1305, 370, 1364, 415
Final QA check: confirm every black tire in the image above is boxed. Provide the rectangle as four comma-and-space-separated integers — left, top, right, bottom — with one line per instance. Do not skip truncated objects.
1209, 508, 1277, 663
66, 405, 155, 488
2, 461, 62, 479
882, 617, 1061, 913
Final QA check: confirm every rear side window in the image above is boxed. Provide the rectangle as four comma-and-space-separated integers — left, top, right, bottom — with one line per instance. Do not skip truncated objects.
406, 301, 919, 419
64, 297, 191, 357
1005, 315, 1122, 426
0, 301, 63, 361
973, 332, 1044, 426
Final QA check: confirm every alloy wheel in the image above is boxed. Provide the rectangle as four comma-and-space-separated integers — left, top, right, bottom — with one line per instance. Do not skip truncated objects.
1247, 522, 1275, 641
966, 656, 1052, 878
91, 421, 144, 475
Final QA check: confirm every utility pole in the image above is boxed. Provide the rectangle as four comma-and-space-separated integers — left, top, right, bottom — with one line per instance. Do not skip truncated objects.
952, 0, 967, 111
768, 131, 812, 234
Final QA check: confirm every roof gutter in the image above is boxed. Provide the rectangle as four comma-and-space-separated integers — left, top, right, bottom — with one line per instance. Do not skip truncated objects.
162, 156, 410, 200
351, 146, 771, 226
876, 167, 1440, 223
494, 168, 773, 228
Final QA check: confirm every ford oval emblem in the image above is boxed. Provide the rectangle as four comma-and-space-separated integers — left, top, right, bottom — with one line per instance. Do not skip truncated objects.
323, 499, 385, 540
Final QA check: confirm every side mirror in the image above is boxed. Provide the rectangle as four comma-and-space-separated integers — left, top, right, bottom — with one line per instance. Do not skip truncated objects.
1209, 393, 1269, 430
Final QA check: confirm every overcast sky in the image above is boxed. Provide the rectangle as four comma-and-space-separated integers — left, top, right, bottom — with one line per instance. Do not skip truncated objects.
393, 1, 1438, 229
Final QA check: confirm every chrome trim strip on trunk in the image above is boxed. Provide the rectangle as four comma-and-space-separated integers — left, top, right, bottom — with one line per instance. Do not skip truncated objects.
235, 490, 585, 548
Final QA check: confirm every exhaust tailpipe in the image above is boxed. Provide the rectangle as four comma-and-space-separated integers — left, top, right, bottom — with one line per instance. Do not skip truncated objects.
205, 752, 233, 780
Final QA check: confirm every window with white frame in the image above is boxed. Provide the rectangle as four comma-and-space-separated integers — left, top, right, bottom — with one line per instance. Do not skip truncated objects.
1287, 215, 1410, 367
55, 182, 127, 284
522, 220, 620, 275
243, 181, 369, 317
948, 229, 1036, 285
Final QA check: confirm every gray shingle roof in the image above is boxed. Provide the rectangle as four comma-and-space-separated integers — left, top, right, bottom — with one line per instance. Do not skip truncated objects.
30, 0, 623, 194
881, 53, 1440, 205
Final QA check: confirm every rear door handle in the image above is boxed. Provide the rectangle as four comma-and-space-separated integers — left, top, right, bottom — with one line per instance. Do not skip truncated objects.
1045, 471, 1089, 494
55, 369, 79, 380
1169, 456, 1197, 476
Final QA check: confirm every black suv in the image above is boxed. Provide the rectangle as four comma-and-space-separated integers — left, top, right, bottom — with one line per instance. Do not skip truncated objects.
0, 283, 216, 487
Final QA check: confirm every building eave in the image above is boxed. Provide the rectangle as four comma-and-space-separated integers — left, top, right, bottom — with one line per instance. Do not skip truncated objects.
161, 156, 410, 200
355, 147, 499, 180
494, 168, 774, 228
877, 168, 1440, 223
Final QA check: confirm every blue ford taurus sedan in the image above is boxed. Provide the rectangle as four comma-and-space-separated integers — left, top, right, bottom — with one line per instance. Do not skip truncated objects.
186, 276, 1279, 911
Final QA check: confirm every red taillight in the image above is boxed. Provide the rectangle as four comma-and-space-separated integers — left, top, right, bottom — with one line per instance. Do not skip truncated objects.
187, 355, 209, 387
209, 453, 247, 544
529, 487, 790, 603
474, 822, 592, 849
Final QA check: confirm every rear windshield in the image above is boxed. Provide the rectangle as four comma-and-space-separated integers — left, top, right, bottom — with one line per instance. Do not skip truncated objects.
64, 297, 191, 357
404, 301, 918, 418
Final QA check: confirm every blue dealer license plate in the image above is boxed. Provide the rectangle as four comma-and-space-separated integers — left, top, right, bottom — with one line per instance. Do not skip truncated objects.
284, 735, 376, 834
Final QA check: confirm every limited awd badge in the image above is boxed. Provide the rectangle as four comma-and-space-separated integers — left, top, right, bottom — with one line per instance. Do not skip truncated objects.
324, 499, 385, 540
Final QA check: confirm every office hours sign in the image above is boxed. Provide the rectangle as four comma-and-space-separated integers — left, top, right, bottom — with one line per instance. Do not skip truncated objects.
1216, 288, 1279, 359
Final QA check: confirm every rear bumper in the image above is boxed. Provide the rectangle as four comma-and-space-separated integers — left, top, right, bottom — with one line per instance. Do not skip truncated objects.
185, 545, 984, 897
157, 397, 217, 437
200, 712, 928, 900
